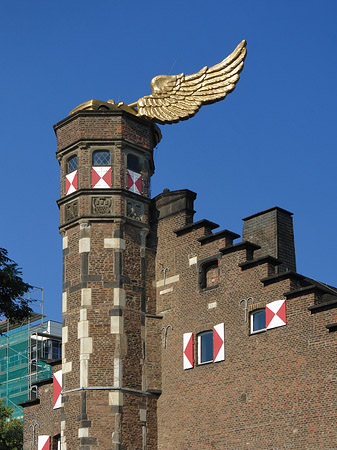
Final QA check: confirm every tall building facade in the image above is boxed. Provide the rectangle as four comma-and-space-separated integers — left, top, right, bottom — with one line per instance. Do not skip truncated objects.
22, 106, 337, 450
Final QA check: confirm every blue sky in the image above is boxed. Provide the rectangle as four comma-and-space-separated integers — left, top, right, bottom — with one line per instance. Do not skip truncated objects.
1, 0, 336, 322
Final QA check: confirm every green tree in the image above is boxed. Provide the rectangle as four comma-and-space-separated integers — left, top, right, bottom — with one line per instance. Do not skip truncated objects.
0, 400, 23, 450
0, 248, 32, 321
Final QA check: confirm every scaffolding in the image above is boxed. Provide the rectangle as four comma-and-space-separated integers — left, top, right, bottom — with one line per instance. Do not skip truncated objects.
0, 287, 61, 419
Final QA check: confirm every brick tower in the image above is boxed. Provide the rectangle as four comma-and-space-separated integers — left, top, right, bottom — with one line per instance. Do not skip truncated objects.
54, 107, 161, 449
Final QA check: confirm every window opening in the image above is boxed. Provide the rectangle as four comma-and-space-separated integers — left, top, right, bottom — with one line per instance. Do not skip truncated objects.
200, 260, 219, 290
127, 154, 140, 173
67, 155, 77, 173
92, 150, 110, 166
250, 309, 266, 334
198, 331, 213, 364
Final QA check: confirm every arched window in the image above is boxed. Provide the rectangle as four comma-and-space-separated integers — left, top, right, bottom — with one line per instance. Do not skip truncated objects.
92, 150, 110, 166
67, 155, 77, 173
199, 260, 219, 290
127, 154, 140, 173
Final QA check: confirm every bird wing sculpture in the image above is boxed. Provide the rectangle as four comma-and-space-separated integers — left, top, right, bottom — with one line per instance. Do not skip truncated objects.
131, 40, 247, 124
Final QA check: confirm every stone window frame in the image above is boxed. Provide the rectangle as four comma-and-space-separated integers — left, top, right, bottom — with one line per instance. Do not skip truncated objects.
66, 154, 78, 174
92, 149, 111, 166
124, 147, 148, 196
197, 254, 221, 292
90, 147, 114, 188
127, 153, 141, 173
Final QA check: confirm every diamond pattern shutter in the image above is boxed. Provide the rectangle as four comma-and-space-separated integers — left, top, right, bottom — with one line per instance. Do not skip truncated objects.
183, 332, 193, 369
65, 170, 78, 195
266, 300, 286, 330
92, 167, 112, 188
38, 435, 51, 450
213, 323, 225, 362
126, 169, 142, 195
53, 369, 62, 409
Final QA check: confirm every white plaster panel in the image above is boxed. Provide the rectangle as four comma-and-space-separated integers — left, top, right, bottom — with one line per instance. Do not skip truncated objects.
62, 326, 68, 344
80, 337, 93, 354
113, 288, 126, 307
80, 308, 87, 321
156, 274, 180, 288
111, 316, 124, 334
109, 391, 123, 406
140, 409, 147, 422
62, 361, 72, 374
104, 238, 126, 250
208, 301, 217, 309
62, 292, 67, 313
78, 428, 89, 438
189, 256, 197, 265
62, 236, 68, 249
80, 359, 88, 388
81, 288, 92, 306
79, 237, 90, 253
160, 287, 173, 295
114, 358, 122, 387
78, 321, 89, 339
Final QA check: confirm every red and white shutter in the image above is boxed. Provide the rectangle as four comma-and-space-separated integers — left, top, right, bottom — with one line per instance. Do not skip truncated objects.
126, 169, 142, 195
183, 332, 194, 370
38, 435, 51, 450
92, 167, 112, 188
53, 369, 62, 409
65, 170, 78, 195
213, 323, 225, 362
266, 300, 286, 330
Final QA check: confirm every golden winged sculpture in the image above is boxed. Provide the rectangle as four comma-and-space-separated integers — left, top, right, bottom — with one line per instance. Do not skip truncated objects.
70, 40, 247, 124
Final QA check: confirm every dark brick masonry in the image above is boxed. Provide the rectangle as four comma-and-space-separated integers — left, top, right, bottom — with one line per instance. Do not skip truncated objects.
22, 108, 337, 450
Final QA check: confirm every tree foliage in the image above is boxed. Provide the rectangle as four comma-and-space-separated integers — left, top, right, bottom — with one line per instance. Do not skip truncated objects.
0, 248, 32, 321
0, 400, 23, 450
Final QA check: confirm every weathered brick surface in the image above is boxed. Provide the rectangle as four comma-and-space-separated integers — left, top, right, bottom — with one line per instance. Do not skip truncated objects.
22, 362, 61, 450
55, 110, 159, 449
24, 108, 337, 450
152, 192, 337, 450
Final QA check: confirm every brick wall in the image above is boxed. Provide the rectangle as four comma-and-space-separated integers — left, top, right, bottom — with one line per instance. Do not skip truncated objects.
22, 361, 61, 450
152, 190, 337, 450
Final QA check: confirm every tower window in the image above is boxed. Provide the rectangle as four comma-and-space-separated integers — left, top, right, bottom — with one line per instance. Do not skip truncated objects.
127, 154, 140, 173
250, 309, 266, 334
67, 155, 77, 173
92, 150, 110, 166
198, 331, 213, 364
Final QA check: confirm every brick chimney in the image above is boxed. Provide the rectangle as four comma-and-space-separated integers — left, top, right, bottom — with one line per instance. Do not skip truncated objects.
242, 206, 296, 273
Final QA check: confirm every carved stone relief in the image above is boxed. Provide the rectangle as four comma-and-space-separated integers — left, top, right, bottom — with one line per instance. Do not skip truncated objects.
126, 200, 144, 222
91, 197, 113, 216
65, 200, 78, 222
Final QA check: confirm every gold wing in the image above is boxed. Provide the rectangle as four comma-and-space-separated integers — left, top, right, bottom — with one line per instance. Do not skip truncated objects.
133, 40, 247, 124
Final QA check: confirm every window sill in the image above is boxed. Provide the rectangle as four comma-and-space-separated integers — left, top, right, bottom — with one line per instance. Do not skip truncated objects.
199, 285, 219, 293
249, 328, 266, 336
197, 360, 213, 366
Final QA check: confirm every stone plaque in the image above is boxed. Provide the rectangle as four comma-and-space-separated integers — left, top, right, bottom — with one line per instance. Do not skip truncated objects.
91, 197, 113, 215
127, 200, 144, 222
65, 200, 78, 222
